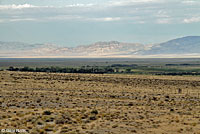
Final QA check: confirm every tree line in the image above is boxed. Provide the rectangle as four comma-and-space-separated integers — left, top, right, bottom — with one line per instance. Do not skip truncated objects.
7, 66, 115, 74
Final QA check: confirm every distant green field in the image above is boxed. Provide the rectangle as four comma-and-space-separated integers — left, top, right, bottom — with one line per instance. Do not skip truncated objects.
1, 58, 200, 75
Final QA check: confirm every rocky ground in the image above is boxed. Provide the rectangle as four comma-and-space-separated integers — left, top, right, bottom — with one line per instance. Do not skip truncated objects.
0, 71, 200, 134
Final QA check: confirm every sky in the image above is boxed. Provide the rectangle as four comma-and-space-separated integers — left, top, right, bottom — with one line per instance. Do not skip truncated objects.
0, 0, 200, 47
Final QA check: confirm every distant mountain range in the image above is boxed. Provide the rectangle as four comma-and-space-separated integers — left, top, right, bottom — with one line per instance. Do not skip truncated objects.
1, 36, 200, 58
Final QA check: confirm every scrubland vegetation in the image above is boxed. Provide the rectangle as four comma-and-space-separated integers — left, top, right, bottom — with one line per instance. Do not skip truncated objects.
0, 71, 200, 133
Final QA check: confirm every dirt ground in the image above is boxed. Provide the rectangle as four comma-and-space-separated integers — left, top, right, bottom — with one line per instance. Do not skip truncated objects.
0, 71, 200, 134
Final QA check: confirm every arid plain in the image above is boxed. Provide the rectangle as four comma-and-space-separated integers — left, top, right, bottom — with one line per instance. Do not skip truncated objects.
0, 71, 200, 134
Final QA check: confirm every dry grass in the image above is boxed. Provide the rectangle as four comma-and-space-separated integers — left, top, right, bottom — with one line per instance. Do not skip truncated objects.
0, 71, 200, 134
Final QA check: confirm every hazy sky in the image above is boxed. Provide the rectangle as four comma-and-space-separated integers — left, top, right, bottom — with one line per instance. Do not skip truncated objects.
0, 0, 200, 47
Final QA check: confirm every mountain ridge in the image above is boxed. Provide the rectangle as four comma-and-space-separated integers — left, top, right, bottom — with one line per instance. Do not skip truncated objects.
1, 36, 200, 58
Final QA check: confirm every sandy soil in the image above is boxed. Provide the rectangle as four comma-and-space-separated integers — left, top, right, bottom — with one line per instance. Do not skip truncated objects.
0, 71, 200, 134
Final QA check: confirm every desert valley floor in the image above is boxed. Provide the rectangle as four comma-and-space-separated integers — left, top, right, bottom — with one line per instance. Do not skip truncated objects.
0, 71, 200, 134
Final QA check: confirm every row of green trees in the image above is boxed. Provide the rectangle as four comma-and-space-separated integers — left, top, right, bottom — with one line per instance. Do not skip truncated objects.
7, 66, 115, 74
